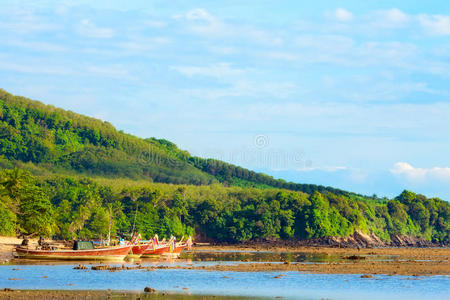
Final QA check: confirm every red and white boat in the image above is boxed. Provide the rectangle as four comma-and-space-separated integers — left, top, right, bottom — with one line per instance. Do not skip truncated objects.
130, 243, 152, 256
162, 243, 186, 258
14, 244, 132, 261
140, 243, 187, 258
140, 244, 170, 258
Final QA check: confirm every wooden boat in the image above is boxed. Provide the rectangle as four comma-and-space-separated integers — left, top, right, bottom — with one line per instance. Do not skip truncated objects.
131, 243, 151, 256
140, 243, 186, 258
14, 244, 132, 260
162, 243, 186, 258
140, 244, 170, 258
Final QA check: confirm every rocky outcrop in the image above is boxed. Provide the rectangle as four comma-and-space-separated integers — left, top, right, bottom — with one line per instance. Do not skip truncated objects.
389, 234, 434, 247
231, 231, 443, 248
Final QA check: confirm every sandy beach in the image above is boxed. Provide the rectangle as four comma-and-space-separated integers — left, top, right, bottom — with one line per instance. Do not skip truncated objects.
0, 237, 31, 261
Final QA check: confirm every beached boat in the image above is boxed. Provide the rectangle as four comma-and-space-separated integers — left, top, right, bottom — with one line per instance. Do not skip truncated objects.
140, 244, 170, 258
130, 243, 151, 256
162, 243, 186, 258
14, 242, 131, 260
140, 243, 187, 258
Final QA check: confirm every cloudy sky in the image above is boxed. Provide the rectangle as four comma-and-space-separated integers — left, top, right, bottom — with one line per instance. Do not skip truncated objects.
1, 0, 450, 200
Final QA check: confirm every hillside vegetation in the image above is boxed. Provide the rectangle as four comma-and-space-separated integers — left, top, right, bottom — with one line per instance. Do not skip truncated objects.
0, 90, 448, 244
0, 89, 348, 194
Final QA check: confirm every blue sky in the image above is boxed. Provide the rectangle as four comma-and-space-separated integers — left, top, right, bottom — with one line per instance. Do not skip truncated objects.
1, 1, 450, 200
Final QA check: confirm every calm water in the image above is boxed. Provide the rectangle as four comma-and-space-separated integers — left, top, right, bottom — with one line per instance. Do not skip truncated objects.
180, 250, 400, 263
1, 262, 449, 300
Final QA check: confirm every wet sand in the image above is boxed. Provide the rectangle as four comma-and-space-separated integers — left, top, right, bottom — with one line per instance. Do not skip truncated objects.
180, 259, 450, 275
194, 244, 450, 260
2, 237, 449, 275
0, 290, 260, 300
187, 244, 450, 275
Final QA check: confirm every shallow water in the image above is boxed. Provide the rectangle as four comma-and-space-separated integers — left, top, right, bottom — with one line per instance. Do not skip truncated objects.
1, 263, 449, 300
181, 250, 400, 263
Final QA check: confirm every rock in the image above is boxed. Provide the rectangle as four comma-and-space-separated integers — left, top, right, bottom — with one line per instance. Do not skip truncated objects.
8, 278, 22, 280
73, 264, 87, 270
91, 265, 110, 271
343, 255, 365, 260
144, 287, 157, 293
3, 288, 13, 291
42, 276, 48, 278
360, 275, 373, 278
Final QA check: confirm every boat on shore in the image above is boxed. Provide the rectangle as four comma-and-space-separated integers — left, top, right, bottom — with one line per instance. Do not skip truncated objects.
140, 244, 170, 258
14, 242, 132, 260
130, 243, 152, 256
140, 242, 187, 258
161, 243, 186, 258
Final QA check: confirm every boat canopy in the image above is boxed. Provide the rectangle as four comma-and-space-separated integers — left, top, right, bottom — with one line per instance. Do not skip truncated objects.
73, 241, 95, 250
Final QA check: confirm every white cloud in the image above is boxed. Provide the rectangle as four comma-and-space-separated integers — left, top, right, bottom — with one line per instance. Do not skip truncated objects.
145, 20, 166, 28
6, 40, 66, 52
383, 8, 409, 24
418, 14, 450, 35
171, 63, 244, 78
295, 166, 348, 172
391, 162, 450, 182
76, 19, 114, 38
266, 51, 300, 61
295, 34, 354, 52
207, 46, 238, 55
85, 65, 133, 80
335, 8, 353, 22
181, 80, 296, 100
0, 8, 58, 34
179, 8, 282, 46
185, 8, 216, 23
0, 61, 71, 75
368, 8, 410, 29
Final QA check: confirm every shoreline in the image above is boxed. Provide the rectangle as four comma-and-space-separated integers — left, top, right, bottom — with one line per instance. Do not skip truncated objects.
0, 290, 262, 300
2, 237, 449, 276
189, 244, 450, 275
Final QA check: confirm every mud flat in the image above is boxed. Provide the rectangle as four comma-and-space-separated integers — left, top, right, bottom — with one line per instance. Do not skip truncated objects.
195, 244, 450, 260
0, 290, 260, 300
180, 259, 450, 276
188, 244, 450, 275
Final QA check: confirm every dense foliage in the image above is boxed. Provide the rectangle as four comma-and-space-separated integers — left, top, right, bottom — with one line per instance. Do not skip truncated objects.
0, 90, 448, 244
0, 89, 347, 195
0, 169, 448, 243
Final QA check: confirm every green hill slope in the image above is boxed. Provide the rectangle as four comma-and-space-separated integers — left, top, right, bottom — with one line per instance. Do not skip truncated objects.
0, 89, 448, 244
0, 89, 345, 195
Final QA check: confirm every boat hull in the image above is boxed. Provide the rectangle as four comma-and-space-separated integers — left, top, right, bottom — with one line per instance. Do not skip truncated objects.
14, 245, 131, 260
141, 245, 169, 258
131, 244, 152, 255
161, 244, 186, 258
141, 244, 186, 258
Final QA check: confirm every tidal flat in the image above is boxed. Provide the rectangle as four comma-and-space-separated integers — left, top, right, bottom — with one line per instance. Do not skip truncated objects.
1, 240, 449, 300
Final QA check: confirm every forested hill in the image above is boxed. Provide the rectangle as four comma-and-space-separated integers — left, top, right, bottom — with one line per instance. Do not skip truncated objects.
0, 89, 344, 195
0, 89, 449, 245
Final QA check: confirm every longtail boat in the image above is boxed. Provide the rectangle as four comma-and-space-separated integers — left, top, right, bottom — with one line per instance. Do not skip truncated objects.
140, 244, 170, 258
162, 243, 186, 258
130, 243, 152, 256
14, 243, 131, 260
